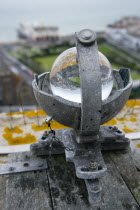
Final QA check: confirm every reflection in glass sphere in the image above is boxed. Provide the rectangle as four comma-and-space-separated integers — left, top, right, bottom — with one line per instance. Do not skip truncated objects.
50, 47, 114, 103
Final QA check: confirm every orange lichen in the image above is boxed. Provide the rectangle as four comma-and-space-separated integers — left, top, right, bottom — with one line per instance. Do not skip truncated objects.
133, 107, 140, 110
125, 100, 140, 108
116, 117, 126, 121
6, 112, 23, 116
3, 133, 12, 141
137, 144, 140, 148
125, 100, 136, 107
4, 126, 23, 134
122, 125, 134, 133
129, 116, 137, 122
32, 124, 48, 131
6, 109, 47, 118
32, 121, 69, 131
2, 126, 36, 145
6, 134, 36, 145
133, 114, 138, 117
104, 118, 117, 126
25, 110, 47, 117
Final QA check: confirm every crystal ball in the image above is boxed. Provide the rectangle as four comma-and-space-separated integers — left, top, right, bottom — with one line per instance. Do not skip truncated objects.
50, 47, 114, 103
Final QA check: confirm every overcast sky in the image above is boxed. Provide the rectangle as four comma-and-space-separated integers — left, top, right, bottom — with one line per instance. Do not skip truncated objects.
0, 0, 140, 41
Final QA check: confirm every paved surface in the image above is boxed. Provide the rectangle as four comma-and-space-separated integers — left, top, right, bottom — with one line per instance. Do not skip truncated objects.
0, 143, 139, 210
0, 47, 34, 86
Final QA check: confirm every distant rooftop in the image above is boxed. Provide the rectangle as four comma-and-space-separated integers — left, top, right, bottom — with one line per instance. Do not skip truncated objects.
108, 16, 140, 37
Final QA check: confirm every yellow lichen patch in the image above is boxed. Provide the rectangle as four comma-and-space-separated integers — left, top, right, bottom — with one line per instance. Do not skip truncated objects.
129, 116, 137, 122
125, 100, 136, 107
32, 124, 48, 131
135, 100, 140, 106
36, 110, 46, 116
25, 110, 47, 117
6, 112, 23, 116
137, 144, 140, 148
6, 109, 47, 117
133, 107, 140, 110
104, 118, 117, 126
125, 99, 140, 108
116, 117, 127, 121
3, 133, 12, 141
4, 126, 23, 134
49, 121, 69, 129
133, 114, 138, 117
122, 125, 134, 133
2, 126, 36, 145
6, 134, 36, 145
32, 121, 69, 131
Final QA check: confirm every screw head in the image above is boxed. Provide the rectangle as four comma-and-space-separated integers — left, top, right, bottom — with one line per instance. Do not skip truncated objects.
82, 30, 92, 40
76, 29, 96, 45
23, 163, 29, 167
89, 161, 98, 171
9, 166, 15, 171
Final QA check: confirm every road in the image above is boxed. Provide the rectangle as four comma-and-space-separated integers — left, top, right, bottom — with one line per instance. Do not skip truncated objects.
0, 47, 34, 86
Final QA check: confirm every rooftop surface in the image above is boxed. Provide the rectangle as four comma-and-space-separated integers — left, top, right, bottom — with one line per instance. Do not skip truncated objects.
0, 99, 139, 153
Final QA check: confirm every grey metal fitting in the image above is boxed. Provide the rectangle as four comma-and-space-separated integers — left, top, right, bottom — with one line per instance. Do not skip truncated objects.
76, 29, 96, 45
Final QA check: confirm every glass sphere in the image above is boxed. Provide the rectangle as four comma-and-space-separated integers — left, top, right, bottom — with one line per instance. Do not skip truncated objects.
50, 47, 113, 103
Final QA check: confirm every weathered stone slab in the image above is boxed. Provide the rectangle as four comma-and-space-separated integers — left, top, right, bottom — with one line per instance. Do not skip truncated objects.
48, 153, 140, 210
5, 152, 52, 210
109, 149, 140, 206
0, 148, 139, 210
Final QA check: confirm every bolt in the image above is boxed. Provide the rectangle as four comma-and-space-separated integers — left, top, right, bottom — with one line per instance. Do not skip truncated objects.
89, 161, 98, 171
82, 30, 92, 40
23, 163, 29, 167
9, 167, 15, 171
112, 126, 118, 131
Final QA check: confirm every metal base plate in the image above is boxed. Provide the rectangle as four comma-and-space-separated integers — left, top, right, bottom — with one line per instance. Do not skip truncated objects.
30, 126, 130, 205
0, 158, 48, 175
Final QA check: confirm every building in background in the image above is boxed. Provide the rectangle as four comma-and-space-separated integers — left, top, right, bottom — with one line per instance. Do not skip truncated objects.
0, 51, 36, 105
106, 16, 140, 51
17, 21, 59, 42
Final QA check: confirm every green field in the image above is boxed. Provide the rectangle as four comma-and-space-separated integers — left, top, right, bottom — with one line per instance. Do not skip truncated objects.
33, 55, 58, 71
31, 43, 140, 80
10, 42, 140, 80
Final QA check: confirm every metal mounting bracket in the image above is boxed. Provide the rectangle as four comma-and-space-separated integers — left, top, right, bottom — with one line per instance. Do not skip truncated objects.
0, 157, 48, 175
30, 126, 130, 205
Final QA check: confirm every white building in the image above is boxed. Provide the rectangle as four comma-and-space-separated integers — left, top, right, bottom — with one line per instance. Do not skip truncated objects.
106, 27, 140, 50
17, 21, 59, 41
